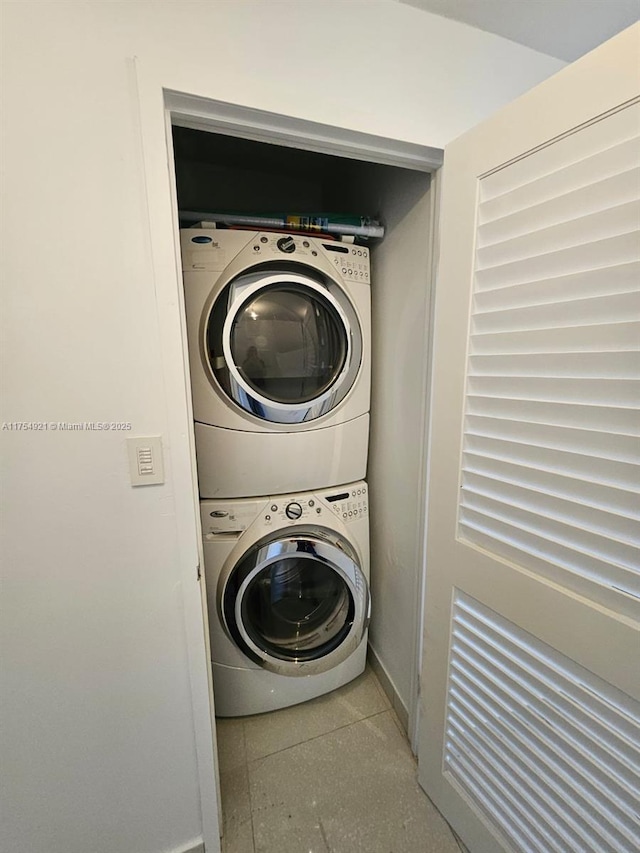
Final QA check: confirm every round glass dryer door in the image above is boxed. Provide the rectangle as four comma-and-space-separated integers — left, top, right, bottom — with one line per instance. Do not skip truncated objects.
222, 531, 370, 676
206, 269, 362, 423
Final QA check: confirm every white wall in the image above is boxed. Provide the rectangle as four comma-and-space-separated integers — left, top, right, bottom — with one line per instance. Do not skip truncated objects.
0, 2, 564, 852
365, 168, 434, 723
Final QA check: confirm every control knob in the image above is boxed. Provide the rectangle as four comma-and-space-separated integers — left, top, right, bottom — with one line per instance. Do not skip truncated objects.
277, 235, 296, 254
285, 502, 303, 519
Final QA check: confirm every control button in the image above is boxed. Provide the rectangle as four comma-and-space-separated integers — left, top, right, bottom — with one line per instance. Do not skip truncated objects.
343, 512, 347, 518
303, 240, 310, 247
312, 250, 318, 256
352, 249, 356, 254
285, 502, 303, 519
316, 507, 322, 514
253, 245, 260, 251
260, 236, 268, 243
342, 268, 347, 274
271, 504, 278, 512
277, 235, 296, 254
348, 269, 353, 275
352, 491, 356, 497
265, 514, 271, 521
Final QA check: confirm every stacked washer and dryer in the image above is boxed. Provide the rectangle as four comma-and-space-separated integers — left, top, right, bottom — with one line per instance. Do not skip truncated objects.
181, 228, 372, 716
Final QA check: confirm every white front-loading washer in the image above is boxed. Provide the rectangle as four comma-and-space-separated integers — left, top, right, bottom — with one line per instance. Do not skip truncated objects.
200, 480, 370, 717
181, 229, 371, 498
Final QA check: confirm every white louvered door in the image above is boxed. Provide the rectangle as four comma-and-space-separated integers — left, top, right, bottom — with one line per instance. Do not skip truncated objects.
418, 25, 640, 853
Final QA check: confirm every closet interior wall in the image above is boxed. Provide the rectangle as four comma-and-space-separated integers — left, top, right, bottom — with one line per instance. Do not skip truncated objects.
172, 125, 434, 730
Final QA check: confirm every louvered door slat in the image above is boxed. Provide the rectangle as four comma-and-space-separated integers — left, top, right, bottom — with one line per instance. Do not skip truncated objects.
480, 136, 640, 222
465, 417, 639, 462
448, 676, 613, 851
478, 168, 640, 247
444, 594, 640, 853
478, 102, 640, 202
468, 351, 639, 379
474, 261, 639, 312
461, 454, 637, 518
465, 397, 639, 434
448, 692, 576, 851
477, 200, 640, 269
462, 472, 638, 543
459, 108, 640, 604
455, 612, 640, 795
474, 232, 640, 291
450, 651, 624, 851
473, 292, 640, 334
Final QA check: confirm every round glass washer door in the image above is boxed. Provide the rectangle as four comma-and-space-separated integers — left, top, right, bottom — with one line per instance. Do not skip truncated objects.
205, 269, 362, 424
222, 531, 370, 676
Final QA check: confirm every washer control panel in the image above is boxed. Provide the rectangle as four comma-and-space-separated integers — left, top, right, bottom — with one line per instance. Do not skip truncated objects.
263, 496, 323, 525
323, 484, 368, 521
259, 482, 369, 527
200, 481, 369, 537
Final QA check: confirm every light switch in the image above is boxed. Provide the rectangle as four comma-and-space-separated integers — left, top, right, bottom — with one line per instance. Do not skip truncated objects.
127, 436, 164, 486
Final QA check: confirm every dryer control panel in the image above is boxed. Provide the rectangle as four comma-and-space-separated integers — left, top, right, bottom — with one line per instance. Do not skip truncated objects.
327, 247, 370, 283
248, 233, 370, 282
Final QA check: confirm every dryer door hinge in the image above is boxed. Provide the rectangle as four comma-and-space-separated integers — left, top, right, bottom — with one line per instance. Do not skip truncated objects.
196, 562, 201, 581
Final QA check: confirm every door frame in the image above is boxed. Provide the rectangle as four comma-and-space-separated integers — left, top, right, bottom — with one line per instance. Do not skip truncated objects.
165, 89, 444, 172
133, 61, 443, 850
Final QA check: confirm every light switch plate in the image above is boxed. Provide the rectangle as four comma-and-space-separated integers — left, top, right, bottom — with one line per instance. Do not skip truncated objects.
127, 436, 164, 486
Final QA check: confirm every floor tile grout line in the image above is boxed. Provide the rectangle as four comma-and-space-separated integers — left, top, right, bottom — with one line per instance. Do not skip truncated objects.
245, 707, 400, 767
317, 816, 332, 853
245, 704, 393, 765
240, 720, 258, 853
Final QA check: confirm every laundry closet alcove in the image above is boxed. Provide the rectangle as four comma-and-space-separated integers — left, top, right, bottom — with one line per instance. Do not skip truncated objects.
169, 104, 441, 739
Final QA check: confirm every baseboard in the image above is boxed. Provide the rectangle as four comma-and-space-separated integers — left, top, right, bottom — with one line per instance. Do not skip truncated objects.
367, 645, 409, 734
170, 840, 205, 853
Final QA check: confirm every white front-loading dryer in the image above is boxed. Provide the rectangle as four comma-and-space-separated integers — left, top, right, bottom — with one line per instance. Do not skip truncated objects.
200, 480, 370, 717
181, 229, 371, 498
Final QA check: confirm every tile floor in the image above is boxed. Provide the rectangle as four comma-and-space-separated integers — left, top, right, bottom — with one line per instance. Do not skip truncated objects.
216, 665, 462, 853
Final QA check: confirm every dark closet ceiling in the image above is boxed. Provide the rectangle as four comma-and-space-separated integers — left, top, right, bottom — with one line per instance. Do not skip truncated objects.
173, 125, 356, 182
171, 125, 407, 220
